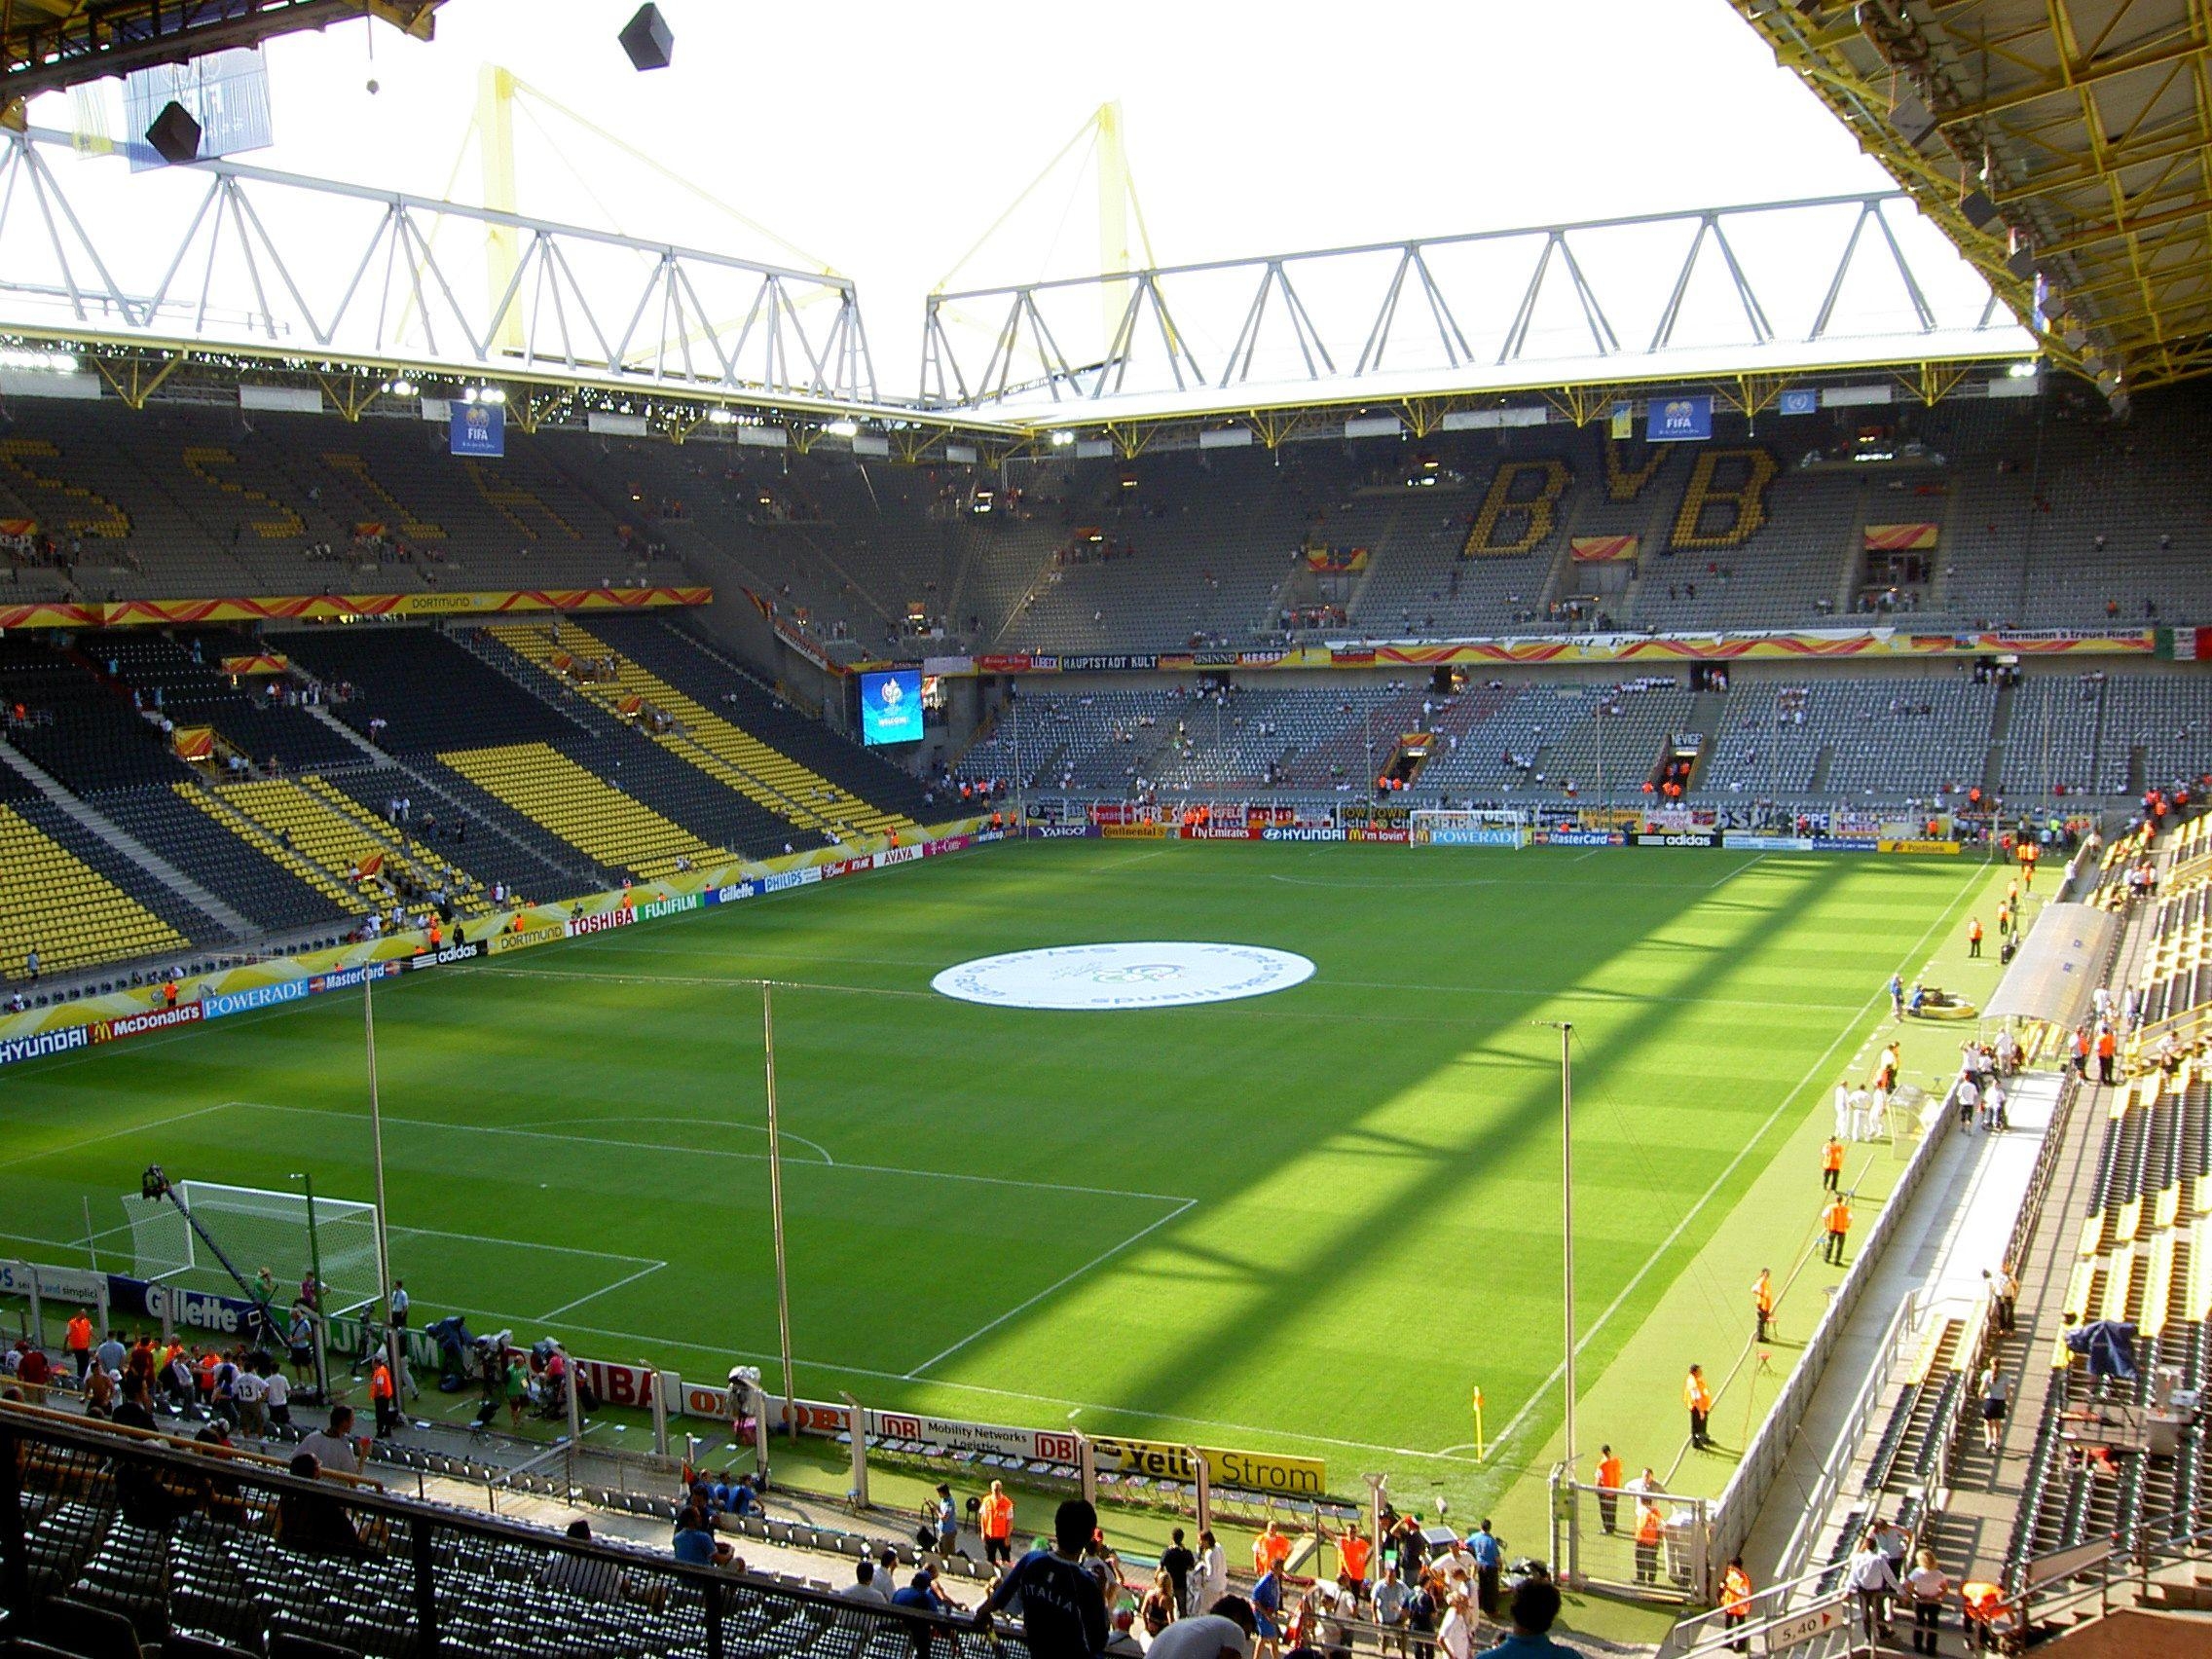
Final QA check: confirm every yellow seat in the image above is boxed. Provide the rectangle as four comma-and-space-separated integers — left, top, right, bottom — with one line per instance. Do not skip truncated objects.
437, 741, 727, 878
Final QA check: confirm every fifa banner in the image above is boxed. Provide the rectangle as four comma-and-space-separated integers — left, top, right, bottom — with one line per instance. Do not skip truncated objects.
1411, 810, 1528, 848
1569, 535, 1640, 564
1647, 394, 1713, 443
1863, 524, 1938, 551
1304, 546, 1370, 572
0, 819, 1004, 1064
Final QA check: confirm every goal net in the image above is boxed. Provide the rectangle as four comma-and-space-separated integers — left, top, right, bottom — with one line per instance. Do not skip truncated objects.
123, 1181, 382, 1312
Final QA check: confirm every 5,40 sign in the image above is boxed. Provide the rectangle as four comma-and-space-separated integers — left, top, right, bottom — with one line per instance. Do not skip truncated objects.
1762, 1599, 1847, 1652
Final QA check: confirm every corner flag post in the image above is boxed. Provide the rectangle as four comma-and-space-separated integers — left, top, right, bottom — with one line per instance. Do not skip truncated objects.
1472, 1385, 1487, 1462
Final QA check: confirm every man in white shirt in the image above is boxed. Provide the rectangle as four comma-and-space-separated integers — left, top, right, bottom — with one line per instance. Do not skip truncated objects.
841, 1559, 890, 1606
299, 1404, 362, 1477
1845, 1535, 1899, 1646
1847, 1087, 1873, 1141
1145, 1602, 1255, 1659
232, 1366, 268, 1438
264, 1366, 292, 1427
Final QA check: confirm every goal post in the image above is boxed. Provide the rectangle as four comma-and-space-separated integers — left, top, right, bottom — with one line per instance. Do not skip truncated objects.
121, 1181, 382, 1312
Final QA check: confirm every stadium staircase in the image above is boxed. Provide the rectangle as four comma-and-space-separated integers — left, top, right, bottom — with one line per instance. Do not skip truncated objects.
1979, 675, 2016, 801
482, 621, 918, 842
172, 785, 377, 923
214, 778, 493, 917
0, 740, 249, 939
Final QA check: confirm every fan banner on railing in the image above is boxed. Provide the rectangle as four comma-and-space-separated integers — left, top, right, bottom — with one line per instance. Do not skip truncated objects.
353, 854, 384, 881
219, 654, 289, 676
1570, 535, 1640, 564
169, 725, 214, 761
617, 694, 644, 717
1863, 523, 1938, 551
0, 518, 36, 549
1304, 546, 1370, 572
353, 522, 387, 538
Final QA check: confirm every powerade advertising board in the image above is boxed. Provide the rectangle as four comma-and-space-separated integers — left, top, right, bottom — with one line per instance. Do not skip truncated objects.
859, 669, 923, 745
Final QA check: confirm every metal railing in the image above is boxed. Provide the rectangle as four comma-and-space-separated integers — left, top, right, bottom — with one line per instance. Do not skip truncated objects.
2008, 1511, 2212, 1640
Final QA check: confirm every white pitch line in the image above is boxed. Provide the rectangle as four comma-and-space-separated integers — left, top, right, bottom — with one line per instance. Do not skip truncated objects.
536, 1261, 670, 1322
499, 1114, 835, 1167
382, 1221, 662, 1267
224, 1099, 1194, 1206
1484, 862, 1986, 1459
1709, 852, 1771, 890
903, 1197, 1198, 1380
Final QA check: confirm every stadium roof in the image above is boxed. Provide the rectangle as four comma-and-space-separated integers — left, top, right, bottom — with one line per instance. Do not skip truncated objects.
1732, 0, 2212, 397
1, 2, 439, 110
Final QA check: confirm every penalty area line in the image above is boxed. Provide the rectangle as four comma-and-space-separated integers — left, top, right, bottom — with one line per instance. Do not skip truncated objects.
903, 1197, 1198, 1381
535, 1260, 671, 1322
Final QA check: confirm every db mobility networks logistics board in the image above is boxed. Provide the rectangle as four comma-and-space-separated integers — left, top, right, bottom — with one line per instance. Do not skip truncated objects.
860, 668, 923, 745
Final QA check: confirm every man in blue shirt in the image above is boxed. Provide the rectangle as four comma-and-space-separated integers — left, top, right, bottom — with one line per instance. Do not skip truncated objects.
1468, 1520, 1504, 1617
1475, 1577, 1583, 1659
893, 1567, 957, 1659
933, 1483, 959, 1556
975, 1498, 1110, 1659
1249, 1563, 1283, 1658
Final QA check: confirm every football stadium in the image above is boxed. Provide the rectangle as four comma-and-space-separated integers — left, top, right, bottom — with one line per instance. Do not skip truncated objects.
1, 4, 2210, 1657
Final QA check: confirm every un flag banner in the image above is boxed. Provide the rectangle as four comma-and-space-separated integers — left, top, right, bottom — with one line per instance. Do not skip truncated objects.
1646, 393, 1713, 443
1778, 389, 1819, 416
451, 400, 506, 458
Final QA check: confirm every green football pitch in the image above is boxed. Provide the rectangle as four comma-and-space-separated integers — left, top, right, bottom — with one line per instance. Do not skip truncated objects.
0, 839, 2008, 1529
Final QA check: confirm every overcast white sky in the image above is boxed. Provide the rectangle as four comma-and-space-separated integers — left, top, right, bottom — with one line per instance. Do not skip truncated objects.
27, 2, 1967, 399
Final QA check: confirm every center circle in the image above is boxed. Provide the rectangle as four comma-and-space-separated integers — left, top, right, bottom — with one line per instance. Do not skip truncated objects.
931, 941, 1316, 1012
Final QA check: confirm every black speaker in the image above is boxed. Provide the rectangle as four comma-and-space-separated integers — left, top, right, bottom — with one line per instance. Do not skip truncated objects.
2005, 246, 2037, 282
1959, 190, 2000, 231
1890, 91, 1938, 148
145, 99, 202, 165
618, 4, 674, 71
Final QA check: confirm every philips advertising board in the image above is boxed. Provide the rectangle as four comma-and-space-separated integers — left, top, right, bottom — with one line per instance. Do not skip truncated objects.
859, 669, 924, 745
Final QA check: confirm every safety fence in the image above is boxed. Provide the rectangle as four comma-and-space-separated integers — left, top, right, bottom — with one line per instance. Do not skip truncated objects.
0, 1402, 1036, 1659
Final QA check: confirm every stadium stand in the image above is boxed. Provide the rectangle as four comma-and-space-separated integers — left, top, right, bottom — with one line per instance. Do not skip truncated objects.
95, 788, 358, 939
587, 617, 940, 825
437, 742, 731, 879
481, 620, 909, 843
0, 639, 193, 797
0, 1404, 1027, 1659
281, 626, 808, 869
0, 803, 190, 982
